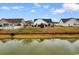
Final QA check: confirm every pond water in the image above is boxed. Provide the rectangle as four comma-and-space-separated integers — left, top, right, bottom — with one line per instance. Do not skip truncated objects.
0, 39, 79, 55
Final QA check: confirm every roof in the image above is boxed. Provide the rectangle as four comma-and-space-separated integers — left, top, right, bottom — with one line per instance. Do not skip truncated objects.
1, 18, 24, 23
34, 18, 52, 23
61, 18, 79, 23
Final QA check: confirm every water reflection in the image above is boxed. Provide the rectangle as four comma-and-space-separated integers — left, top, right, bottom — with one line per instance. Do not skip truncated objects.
0, 39, 78, 55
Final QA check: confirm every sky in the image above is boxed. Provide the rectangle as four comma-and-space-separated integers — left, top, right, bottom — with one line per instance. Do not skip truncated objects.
0, 3, 79, 21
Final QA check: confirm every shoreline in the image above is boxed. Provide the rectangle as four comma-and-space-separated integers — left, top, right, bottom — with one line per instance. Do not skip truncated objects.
0, 33, 79, 39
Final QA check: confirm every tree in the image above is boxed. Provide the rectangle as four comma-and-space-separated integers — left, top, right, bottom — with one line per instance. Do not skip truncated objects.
39, 23, 44, 28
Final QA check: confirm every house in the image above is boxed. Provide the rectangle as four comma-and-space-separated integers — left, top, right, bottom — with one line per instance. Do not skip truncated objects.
0, 18, 25, 29
59, 18, 79, 26
33, 18, 53, 28
25, 20, 33, 26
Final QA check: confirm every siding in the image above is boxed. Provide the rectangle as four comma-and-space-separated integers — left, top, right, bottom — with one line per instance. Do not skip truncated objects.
59, 19, 79, 26
34, 19, 48, 25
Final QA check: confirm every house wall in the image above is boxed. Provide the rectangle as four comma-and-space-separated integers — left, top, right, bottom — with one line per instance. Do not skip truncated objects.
58, 20, 63, 26
0, 19, 24, 29
33, 19, 48, 25
59, 19, 79, 26
21, 20, 26, 26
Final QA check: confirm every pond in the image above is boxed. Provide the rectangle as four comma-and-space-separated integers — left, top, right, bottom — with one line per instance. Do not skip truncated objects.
0, 39, 79, 55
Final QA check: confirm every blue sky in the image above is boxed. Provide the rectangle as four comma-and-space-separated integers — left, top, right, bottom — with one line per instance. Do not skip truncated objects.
0, 3, 79, 21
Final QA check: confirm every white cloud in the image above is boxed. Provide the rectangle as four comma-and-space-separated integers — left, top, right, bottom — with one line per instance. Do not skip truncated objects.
30, 9, 36, 13
0, 6, 24, 10
12, 6, 24, 10
63, 3, 79, 11
51, 3, 79, 14
52, 18, 59, 22
43, 5, 50, 9
51, 9, 65, 14
43, 15, 49, 18
1, 6, 10, 10
40, 15, 51, 19
34, 3, 41, 7
44, 15, 49, 17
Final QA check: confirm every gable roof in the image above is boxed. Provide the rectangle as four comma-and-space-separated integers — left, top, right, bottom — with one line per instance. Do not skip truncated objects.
34, 18, 52, 23
61, 18, 79, 23
1, 18, 24, 23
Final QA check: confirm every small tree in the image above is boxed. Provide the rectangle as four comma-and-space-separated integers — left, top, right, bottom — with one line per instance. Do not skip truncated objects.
16, 23, 21, 26
39, 23, 44, 28
35, 23, 37, 27
10, 33, 15, 39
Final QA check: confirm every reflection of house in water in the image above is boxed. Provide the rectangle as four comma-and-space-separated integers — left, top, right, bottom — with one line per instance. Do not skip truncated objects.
0, 18, 25, 29
33, 18, 53, 28
59, 18, 79, 26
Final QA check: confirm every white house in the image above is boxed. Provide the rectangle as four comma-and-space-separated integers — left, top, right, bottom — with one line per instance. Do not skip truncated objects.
59, 18, 79, 26
33, 18, 53, 27
0, 18, 25, 29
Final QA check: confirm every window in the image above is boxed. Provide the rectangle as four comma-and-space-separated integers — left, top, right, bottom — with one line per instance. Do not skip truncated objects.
0, 25, 2, 27
73, 23, 79, 25
3, 24, 9, 26
38, 25, 40, 27
16, 24, 21, 26
48, 23, 50, 26
73, 23, 76, 25
68, 24, 70, 26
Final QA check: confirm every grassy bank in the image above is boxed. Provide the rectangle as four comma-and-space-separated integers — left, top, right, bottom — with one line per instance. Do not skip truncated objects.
0, 33, 78, 43
0, 26, 79, 34
0, 26, 79, 39
0, 33, 79, 39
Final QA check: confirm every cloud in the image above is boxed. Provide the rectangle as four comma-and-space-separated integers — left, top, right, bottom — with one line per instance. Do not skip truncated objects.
43, 5, 50, 9
1, 6, 10, 10
51, 8, 65, 14
0, 6, 24, 10
52, 18, 59, 22
34, 3, 41, 7
51, 3, 79, 14
30, 9, 36, 13
63, 3, 79, 11
43, 15, 49, 18
12, 6, 24, 10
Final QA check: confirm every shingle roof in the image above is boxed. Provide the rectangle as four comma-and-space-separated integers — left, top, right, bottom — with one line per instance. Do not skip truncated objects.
61, 18, 79, 23
61, 19, 70, 23
34, 18, 52, 23
1, 18, 24, 23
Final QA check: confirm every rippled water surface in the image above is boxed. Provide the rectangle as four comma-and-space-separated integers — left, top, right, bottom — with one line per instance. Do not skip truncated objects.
0, 39, 79, 55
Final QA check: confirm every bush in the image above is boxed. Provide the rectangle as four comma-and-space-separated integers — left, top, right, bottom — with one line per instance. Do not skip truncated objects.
39, 23, 44, 28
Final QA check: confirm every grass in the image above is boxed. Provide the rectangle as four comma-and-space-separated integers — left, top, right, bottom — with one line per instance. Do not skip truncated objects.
0, 26, 79, 42
0, 26, 79, 34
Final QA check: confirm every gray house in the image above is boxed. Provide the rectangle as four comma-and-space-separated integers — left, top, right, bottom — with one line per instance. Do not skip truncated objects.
0, 18, 25, 29
59, 18, 79, 26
